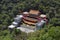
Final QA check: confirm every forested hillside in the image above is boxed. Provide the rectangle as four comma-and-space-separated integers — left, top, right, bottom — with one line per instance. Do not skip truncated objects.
0, 0, 60, 40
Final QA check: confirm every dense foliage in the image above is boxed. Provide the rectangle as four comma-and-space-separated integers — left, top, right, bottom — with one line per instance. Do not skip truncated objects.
0, 0, 60, 40
27, 26, 60, 40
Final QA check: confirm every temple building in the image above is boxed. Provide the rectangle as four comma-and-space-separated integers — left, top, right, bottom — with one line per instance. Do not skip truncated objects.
8, 9, 48, 33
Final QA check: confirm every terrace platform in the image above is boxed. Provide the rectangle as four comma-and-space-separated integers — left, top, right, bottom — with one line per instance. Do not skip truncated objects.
17, 24, 36, 33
